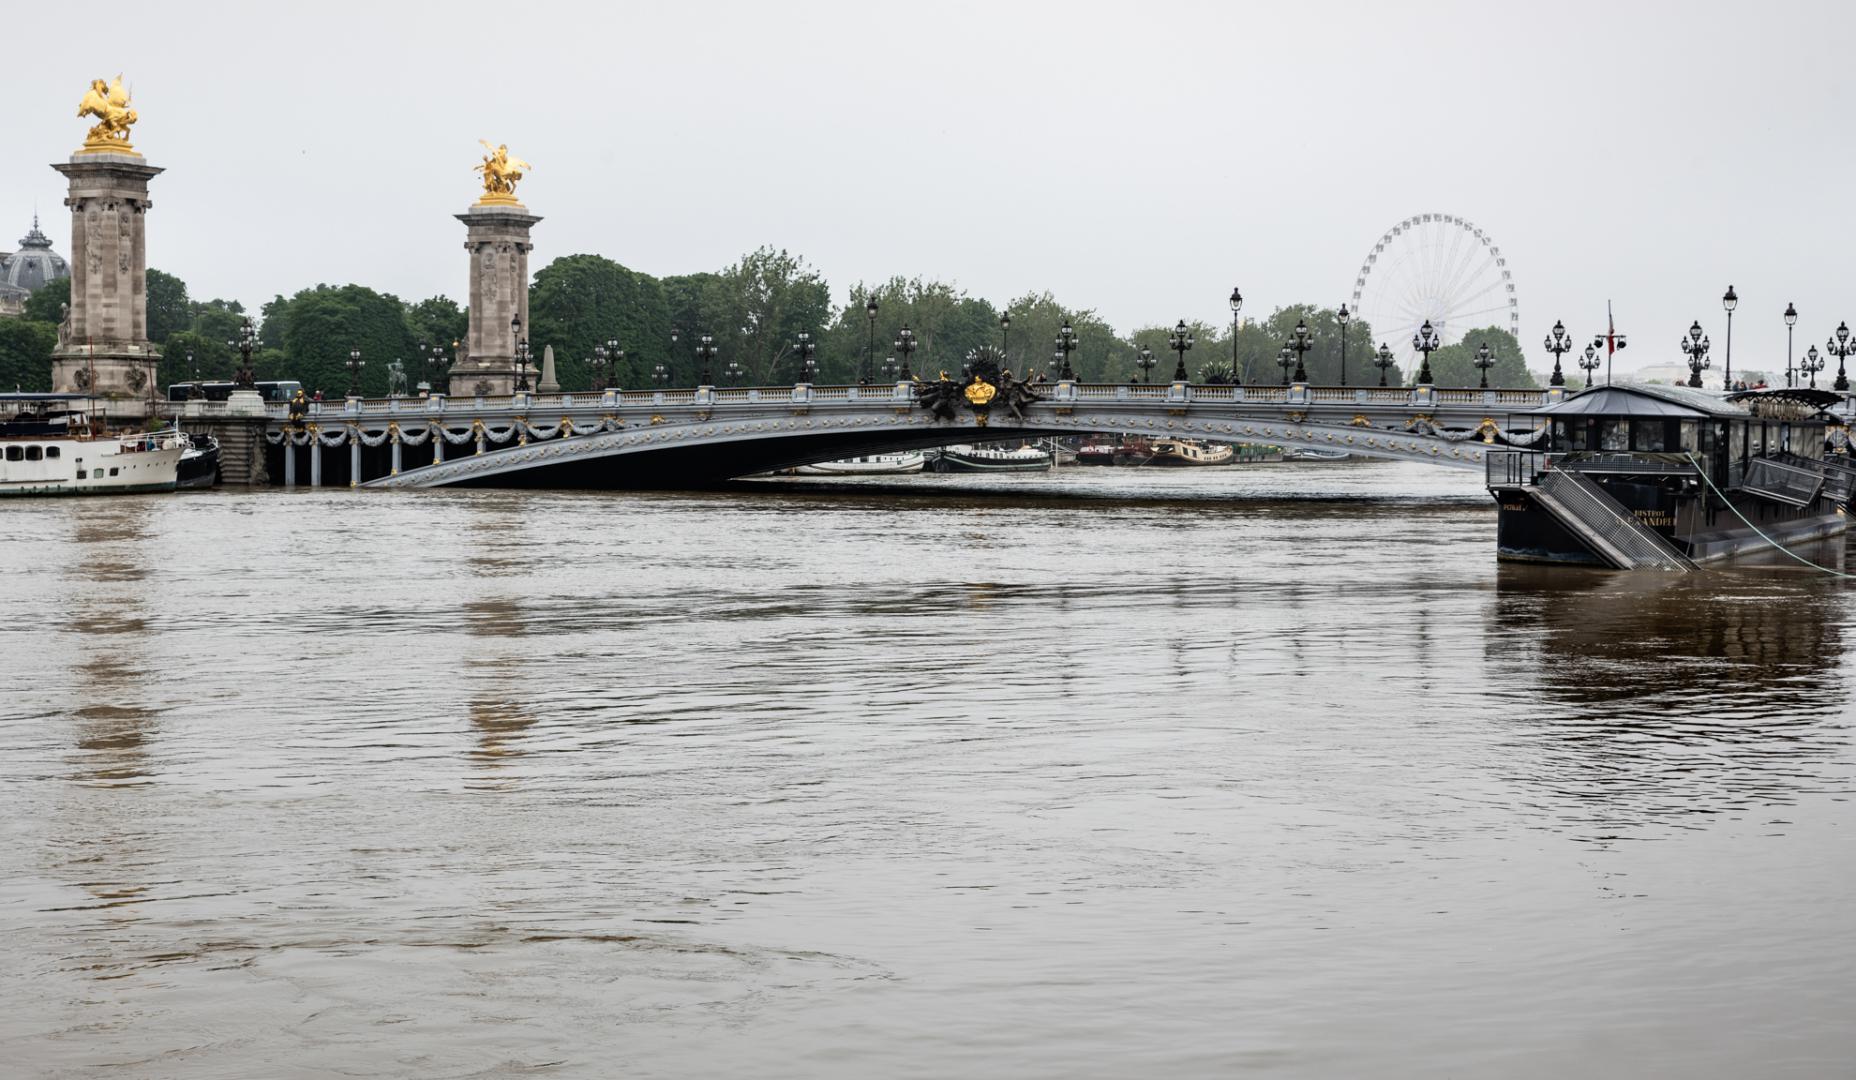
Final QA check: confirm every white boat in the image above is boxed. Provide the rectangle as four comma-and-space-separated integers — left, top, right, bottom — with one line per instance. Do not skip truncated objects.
1146, 438, 1236, 466
0, 395, 187, 497
1285, 447, 1352, 462
795, 452, 925, 475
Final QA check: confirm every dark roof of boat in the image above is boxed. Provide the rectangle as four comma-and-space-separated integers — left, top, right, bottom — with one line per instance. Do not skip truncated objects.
1532, 383, 1749, 419
1724, 387, 1845, 411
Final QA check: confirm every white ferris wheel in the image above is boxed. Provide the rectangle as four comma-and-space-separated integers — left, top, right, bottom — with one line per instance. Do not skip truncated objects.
1350, 213, 1519, 353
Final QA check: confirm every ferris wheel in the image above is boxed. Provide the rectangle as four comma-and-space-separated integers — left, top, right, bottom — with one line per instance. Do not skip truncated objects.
1350, 213, 1519, 353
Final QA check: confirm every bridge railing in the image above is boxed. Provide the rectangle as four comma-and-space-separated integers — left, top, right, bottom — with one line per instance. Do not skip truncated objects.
258, 380, 1561, 422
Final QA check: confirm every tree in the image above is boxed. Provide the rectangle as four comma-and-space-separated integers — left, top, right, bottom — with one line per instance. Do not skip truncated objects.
1423, 326, 1536, 388
145, 268, 191, 344
528, 256, 671, 390
826, 278, 1003, 383
707, 247, 833, 384
0, 319, 55, 392
993, 291, 1123, 382
267, 284, 419, 397
23, 278, 69, 324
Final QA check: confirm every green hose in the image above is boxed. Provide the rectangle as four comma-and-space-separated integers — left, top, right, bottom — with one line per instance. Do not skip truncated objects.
1685, 452, 1856, 579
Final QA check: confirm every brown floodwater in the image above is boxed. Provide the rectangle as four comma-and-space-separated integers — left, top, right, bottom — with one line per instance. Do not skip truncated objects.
2, 460, 1853, 1078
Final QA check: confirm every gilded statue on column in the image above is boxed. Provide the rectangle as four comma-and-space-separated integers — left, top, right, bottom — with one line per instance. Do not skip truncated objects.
474, 140, 531, 205
76, 76, 138, 154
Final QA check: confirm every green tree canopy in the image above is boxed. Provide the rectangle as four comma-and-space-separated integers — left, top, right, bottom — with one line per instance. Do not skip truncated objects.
528, 256, 670, 391
264, 284, 419, 397
23, 278, 69, 324
0, 318, 55, 392
145, 268, 191, 344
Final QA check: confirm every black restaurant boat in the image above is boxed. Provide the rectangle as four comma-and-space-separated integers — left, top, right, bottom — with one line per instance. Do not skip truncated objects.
1486, 384, 1852, 569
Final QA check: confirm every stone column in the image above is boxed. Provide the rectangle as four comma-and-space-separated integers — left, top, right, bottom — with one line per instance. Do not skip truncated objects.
50, 150, 164, 418
451, 203, 542, 397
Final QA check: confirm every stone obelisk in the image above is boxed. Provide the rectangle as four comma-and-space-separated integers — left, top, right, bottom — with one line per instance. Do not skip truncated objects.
451, 141, 541, 397
51, 77, 162, 417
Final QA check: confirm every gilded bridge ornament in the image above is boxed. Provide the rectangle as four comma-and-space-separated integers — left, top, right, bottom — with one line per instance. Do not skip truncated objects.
76, 76, 138, 154
475, 140, 532, 205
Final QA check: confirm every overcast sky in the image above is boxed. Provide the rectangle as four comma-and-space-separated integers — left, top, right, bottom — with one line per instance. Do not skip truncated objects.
6, 0, 1853, 375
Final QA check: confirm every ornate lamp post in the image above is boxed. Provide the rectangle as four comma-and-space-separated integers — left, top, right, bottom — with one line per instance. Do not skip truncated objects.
1287, 318, 1312, 383
1228, 287, 1244, 386
1802, 344, 1824, 389
1056, 319, 1079, 380
693, 333, 717, 385
1722, 284, 1738, 389
670, 328, 681, 383
590, 345, 610, 391
1137, 346, 1156, 383
864, 297, 879, 384
894, 325, 918, 380
1411, 320, 1440, 385
605, 338, 623, 390
1372, 342, 1395, 387
1829, 322, 1853, 392
1000, 310, 1012, 364
652, 361, 669, 385
1542, 320, 1572, 387
1336, 302, 1351, 386
1578, 343, 1601, 386
1784, 302, 1798, 387
1680, 321, 1711, 388
230, 316, 257, 389
794, 330, 818, 383
1277, 342, 1295, 384
1167, 320, 1194, 381
510, 313, 532, 393
724, 357, 745, 386
882, 354, 900, 381
346, 346, 364, 398
1473, 341, 1496, 389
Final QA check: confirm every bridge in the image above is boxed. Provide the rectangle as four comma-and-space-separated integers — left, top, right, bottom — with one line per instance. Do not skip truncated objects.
201, 379, 1567, 489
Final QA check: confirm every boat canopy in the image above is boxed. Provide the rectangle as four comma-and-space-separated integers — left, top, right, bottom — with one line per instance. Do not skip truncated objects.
1530, 383, 1749, 419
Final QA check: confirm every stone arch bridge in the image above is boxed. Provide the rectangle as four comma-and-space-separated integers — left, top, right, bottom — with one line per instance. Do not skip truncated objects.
251, 380, 1563, 489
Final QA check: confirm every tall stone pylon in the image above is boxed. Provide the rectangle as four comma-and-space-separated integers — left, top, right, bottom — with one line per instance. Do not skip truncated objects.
51, 76, 163, 416
451, 140, 541, 396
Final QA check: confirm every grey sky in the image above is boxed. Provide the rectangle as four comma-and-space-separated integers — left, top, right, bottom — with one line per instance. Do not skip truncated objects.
5, 0, 1853, 376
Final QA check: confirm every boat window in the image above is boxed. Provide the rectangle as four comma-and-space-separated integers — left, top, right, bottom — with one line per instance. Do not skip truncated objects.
45, 446, 59, 459
1679, 421, 1699, 452
109, 467, 119, 476
1731, 423, 1747, 461
4, 447, 19, 462
24, 446, 42, 461
1552, 420, 1568, 450
1631, 420, 1666, 452
1600, 421, 1628, 451
1748, 424, 1763, 457
75, 469, 86, 479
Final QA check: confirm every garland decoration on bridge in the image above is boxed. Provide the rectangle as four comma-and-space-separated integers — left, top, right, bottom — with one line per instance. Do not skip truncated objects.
356, 426, 392, 448
439, 425, 477, 446
316, 427, 349, 447
483, 424, 518, 444
1403, 415, 1548, 446
395, 424, 432, 447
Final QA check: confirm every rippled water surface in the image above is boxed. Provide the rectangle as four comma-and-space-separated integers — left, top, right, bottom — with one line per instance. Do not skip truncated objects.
4, 461, 1854, 1079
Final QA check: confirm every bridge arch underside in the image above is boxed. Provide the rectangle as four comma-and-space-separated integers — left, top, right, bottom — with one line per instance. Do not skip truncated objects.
364, 408, 1505, 490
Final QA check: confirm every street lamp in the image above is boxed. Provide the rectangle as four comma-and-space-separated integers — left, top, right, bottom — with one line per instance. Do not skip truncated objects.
1543, 320, 1573, 387
882, 354, 900, 381
1373, 342, 1394, 387
693, 333, 718, 385
1000, 310, 1012, 364
1680, 322, 1711, 388
1784, 302, 1799, 388
894, 325, 918, 380
1167, 320, 1194, 382
864, 296, 879, 384
1228, 287, 1244, 386
1802, 344, 1824, 389
511, 312, 531, 393
724, 357, 745, 386
606, 338, 623, 390
1473, 341, 1496, 389
346, 346, 364, 398
670, 328, 681, 383
1137, 346, 1156, 383
1722, 284, 1739, 389
652, 361, 669, 385
1277, 342, 1295, 385
1056, 319, 1079, 380
1337, 302, 1351, 386
1829, 322, 1854, 393
1411, 320, 1440, 385
230, 316, 257, 389
1578, 343, 1601, 386
794, 330, 818, 383
1287, 318, 1312, 383
590, 345, 609, 391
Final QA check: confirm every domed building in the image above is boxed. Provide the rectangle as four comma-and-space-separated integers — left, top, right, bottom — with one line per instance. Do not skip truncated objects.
0, 215, 69, 317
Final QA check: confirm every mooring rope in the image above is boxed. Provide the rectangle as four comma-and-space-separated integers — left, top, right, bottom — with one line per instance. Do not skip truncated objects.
1685, 452, 1856, 579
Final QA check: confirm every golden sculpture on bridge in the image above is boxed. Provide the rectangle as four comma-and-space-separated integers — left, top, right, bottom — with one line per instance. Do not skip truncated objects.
76, 75, 138, 154
474, 140, 531, 205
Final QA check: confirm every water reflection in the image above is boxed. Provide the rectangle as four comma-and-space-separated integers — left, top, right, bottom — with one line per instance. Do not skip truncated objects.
62, 500, 161, 786
1487, 564, 1852, 832
462, 595, 537, 775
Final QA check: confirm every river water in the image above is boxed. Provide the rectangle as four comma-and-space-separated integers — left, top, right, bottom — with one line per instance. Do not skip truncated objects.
3, 460, 1853, 1079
